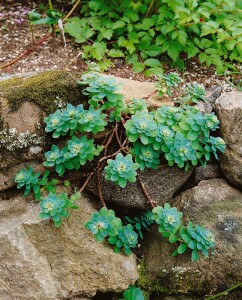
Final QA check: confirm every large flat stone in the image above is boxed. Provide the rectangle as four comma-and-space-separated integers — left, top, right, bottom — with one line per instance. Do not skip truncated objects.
0, 194, 138, 300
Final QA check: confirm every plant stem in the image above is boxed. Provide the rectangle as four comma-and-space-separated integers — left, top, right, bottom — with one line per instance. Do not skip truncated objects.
205, 282, 242, 300
0, 0, 81, 69
79, 172, 94, 193
137, 170, 157, 208
48, 0, 53, 9
63, 0, 81, 22
146, 0, 155, 18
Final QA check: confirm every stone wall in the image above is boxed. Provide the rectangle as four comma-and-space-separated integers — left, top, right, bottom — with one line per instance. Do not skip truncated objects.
0, 71, 241, 299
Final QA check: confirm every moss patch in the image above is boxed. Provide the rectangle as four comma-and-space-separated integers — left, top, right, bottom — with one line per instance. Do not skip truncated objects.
138, 259, 216, 297
0, 70, 83, 113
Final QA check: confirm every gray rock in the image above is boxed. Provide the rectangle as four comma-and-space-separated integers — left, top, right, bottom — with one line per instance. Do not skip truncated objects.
215, 91, 242, 188
0, 194, 138, 300
0, 162, 44, 192
196, 86, 223, 113
140, 179, 242, 296
87, 166, 194, 209
195, 164, 219, 184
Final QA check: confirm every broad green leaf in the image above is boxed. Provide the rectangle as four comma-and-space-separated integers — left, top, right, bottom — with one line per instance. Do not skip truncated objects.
108, 49, 125, 58
113, 20, 126, 29
144, 58, 162, 68
132, 62, 145, 73
144, 45, 162, 57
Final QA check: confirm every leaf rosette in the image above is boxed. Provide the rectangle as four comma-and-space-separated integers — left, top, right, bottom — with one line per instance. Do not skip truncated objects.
104, 153, 139, 188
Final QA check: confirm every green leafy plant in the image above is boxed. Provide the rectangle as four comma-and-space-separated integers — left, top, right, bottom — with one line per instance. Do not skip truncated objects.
125, 112, 157, 145
84, 207, 122, 241
64, 0, 242, 75
15, 167, 49, 200
86, 203, 215, 261
30, 7, 62, 41
16, 69, 220, 264
104, 153, 140, 188
125, 211, 155, 239
108, 224, 139, 255
131, 143, 160, 171
179, 82, 207, 105
39, 192, 78, 227
120, 285, 145, 300
155, 72, 182, 97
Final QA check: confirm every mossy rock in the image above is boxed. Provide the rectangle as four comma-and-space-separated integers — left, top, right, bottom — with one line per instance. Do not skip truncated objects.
139, 179, 242, 298
0, 70, 83, 114
0, 70, 85, 170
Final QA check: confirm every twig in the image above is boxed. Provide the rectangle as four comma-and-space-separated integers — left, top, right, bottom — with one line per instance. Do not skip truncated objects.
114, 124, 129, 154
63, 0, 81, 22
96, 167, 107, 208
103, 123, 117, 156
0, 0, 81, 69
205, 282, 242, 300
137, 170, 157, 208
79, 172, 94, 193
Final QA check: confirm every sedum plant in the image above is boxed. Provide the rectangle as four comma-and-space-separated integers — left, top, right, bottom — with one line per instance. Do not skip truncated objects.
15, 167, 49, 200
125, 211, 155, 239
39, 192, 78, 227
104, 153, 139, 188
120, 285, 144, 300
108, 224, 139, 256
86, 204, 215, 262
156, 72, 182, 97
16, 69, 220, 264
131, 143, 160, 171
84, 207, 122, 242
176, 221, 215, 262
125, 111, 157, 144
152, 203, 183, 234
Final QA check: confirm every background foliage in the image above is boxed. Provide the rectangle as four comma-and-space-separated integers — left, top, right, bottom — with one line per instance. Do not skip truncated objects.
64, 0, 242, 75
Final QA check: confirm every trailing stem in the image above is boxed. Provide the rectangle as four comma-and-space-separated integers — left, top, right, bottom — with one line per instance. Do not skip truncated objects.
205, 282, 242, 300
79, 172, 94, 193
137, 170, 157, 208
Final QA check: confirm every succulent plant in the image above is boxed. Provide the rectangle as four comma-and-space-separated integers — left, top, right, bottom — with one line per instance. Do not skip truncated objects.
152, 203, 183, 233
82, 74, 124, 110
131, 143, 160, 171
186, 82, 206, 103
78, 106, 107, 134
64, 135, 103, 168
153, 124, 174, 151
44, 110, 67, 138
125, 210, 155, 238
155, 72, 182, 97
154, 105, 182, 126
84, 207, 122, 241
125, 111, 157, 145
108, 224, 139, 255
120, 286, 145, 300
164, 132, 196, 169
43, 144, 67, 176
179, 221, 215, 261
39, 192, 78, 227
15, 167, 49, 200
203, 136, 226, 161
127, 98, 148, 115
62, 103, 84, 132
104, 153, 140, 188
204, 112, 220, 131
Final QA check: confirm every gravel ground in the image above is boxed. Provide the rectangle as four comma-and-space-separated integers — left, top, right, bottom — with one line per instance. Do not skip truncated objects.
0, 1, 241, 92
